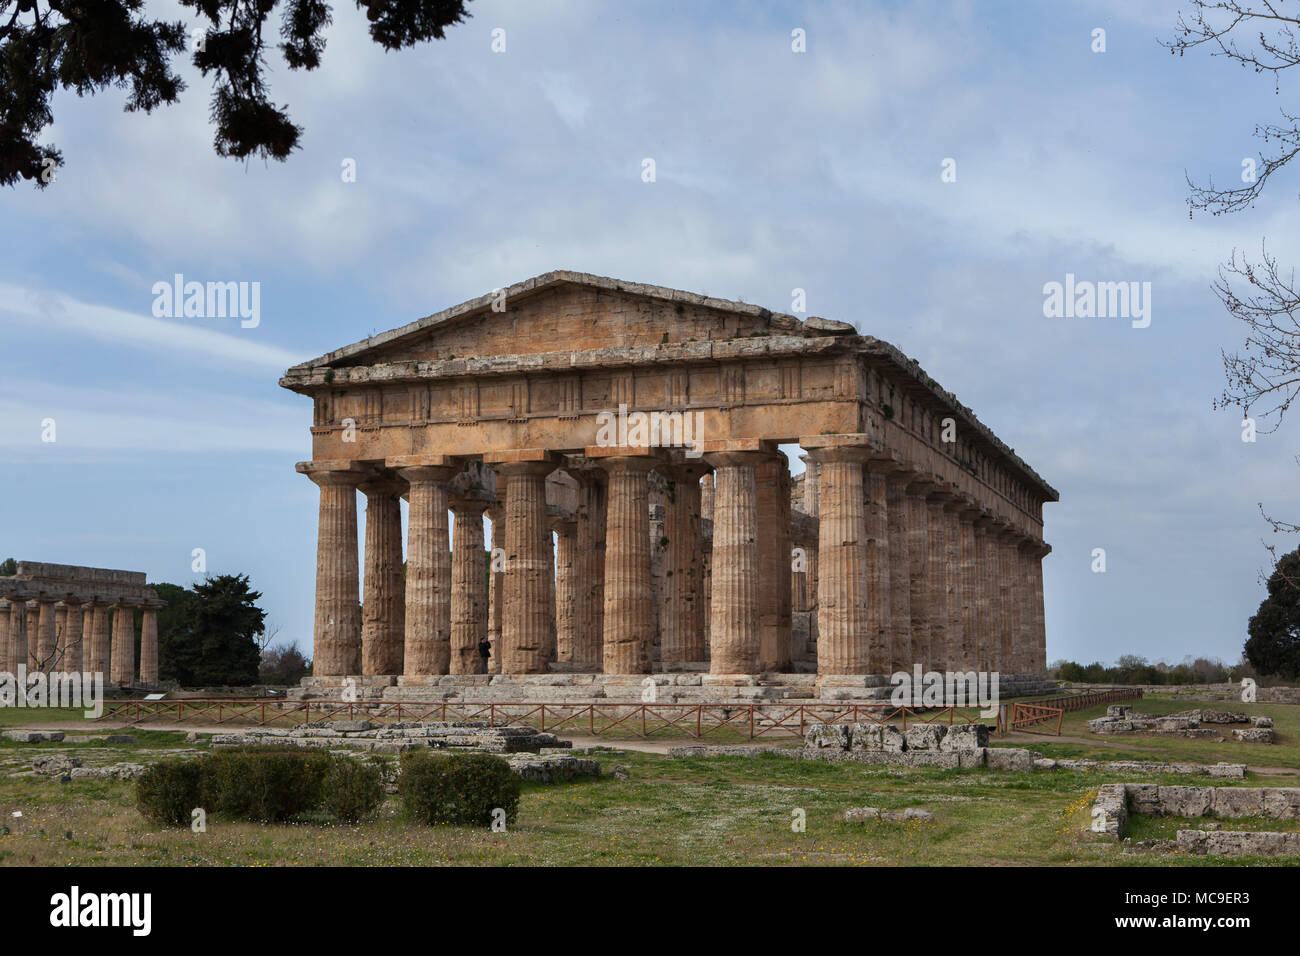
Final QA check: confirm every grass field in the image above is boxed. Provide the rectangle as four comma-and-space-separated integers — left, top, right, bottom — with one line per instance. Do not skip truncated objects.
0, 694, 1295, 866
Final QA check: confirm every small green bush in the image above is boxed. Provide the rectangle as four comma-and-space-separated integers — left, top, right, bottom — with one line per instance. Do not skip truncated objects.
200, 748, 332, 823
398, 751, 520, 827
135, 759, 204, 827
323, 758, 385, 824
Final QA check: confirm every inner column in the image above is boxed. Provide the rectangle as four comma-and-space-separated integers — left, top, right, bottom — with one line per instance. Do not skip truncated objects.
598, 454, 657, 674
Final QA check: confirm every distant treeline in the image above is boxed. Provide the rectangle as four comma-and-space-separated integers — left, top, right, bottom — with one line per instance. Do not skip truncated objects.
1047, 655, 1254, 686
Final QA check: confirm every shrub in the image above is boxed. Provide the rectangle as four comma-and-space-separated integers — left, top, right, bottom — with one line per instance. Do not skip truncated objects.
135, 759, 205, 827
398, 751, 520, 827
323, 758, 386, 824
200, 747, 331, 823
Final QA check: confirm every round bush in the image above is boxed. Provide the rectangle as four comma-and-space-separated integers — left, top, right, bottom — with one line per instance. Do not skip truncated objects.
398, 751, 520, 827
200, 747, 331, 823
135, 760, 204, 827
323, 758, 386, 824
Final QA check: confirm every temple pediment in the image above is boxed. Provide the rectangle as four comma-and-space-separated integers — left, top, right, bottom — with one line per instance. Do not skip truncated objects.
286, 271, 854, 372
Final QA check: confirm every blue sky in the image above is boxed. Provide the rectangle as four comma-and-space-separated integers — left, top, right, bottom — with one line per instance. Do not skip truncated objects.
2, 0, 1295, 667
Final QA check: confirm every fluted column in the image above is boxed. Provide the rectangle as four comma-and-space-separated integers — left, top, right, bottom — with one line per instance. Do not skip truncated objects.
139, 606, 158, 684
86, 602, 110, 677
809, 446, 869, 673
863, 464, 891, 673
360, 476, 406, 675
2, 598, 23, 675
904, 481, 932, 672
110, 603, 134, 686
495, 458, 557, 674
884, 473, 912, 673
956, 504, 980, 671
700, 473, 715, 521
705, 451, 764, 674
398, 464, 458, 676
33, 599, 57, 671
662, 461, 709, 665
486, 498, 504, 674
304, 466, 364, 677
61, 600, 84, 672
924, 494, 951, 670
941, 499, 966, 670
54, 603, 68, 665
995, 527, 1017, 672
448, 497, 489, 674
756, 452, 793, 671
571, 470, 607, 670
25, 605, 37, 668
1029, 541, 1050, 674
599, 456, 657, 674
553, 516, 578, 663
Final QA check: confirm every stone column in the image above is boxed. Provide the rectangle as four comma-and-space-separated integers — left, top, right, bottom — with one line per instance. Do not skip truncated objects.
904, 480, 932, 672
397, 463, 459, 676
486, 498, 504, 674
62, 600, 84, 672
110, 603, 135, 686
995, 526, 1017, 673
809, 445, 869, 674
941, 499, 967, 671
970, 516, 992, 671
302, 464, 364, 677
598, 455, 657, 674
884, 473, 912, 673
572, 470, 607, 670
863, 463, 891, 673
552, 515, 578, 663
1029, 540, 1050, 674
0, 600, 8, 674
661, 460, 709, 665
756, 452, 793, 671
3, 598, 24, 675
33, 599, 57, 671
956, 505, 981, 672
86, 602, 111, 677
449, 496, 489, 674
494, 457, 558, 674
139, 606, 159, 684
924, 493, 951, 670
25, 605, 37, 667
700, 473, 715, 521
705, 451, 764, 674
360, 475, 406, 676
54, 603, 68, 664
800, 454, 820, 516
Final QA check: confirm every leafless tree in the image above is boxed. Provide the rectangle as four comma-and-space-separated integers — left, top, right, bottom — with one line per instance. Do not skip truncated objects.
1168, 2, 1300, 581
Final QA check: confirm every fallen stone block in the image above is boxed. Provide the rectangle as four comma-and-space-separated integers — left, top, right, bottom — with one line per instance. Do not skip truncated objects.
1232, 728, 1274, 743
805, 723, 851, 751
1252, 716, 1274, 729
903, 724, 946, 751
985, 748, 1034, 772
32, 756, 81, 775
2, 731, 65, 743
940, 724, 990, 751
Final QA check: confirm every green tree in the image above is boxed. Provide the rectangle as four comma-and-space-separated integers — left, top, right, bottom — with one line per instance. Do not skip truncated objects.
156, 574, 265, 685
0, 557, 15, 575
1245, 547, 1300, 679
0, 0, 472, 188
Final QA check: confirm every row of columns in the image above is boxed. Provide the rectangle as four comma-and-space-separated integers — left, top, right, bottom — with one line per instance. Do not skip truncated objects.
0, 598, 159, 685
304, 442, 1048, 678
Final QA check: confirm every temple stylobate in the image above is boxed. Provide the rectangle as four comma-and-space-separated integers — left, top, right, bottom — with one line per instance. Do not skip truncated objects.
280, 271, 1057, 685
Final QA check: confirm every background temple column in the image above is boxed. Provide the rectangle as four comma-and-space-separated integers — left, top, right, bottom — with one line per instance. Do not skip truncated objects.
486, 492, 505, 674
299, 462, 366, 677
449, 496, 489, 674
491, 455, 558, 674
86, 602, 110, 677
862, 461, 892, 673
596, 454, 657, 674
941, 497, 967, 671
35, 598, 56, 670
0, 600, 8, 673
956, 504, 981, 671
110, 602, 134, 685
884, 472, 913, 673
904, 479, 933, 672
994, 524, 1017, 673
756, 451, 792, 671
552, 515, 578, 663
1029, 541, 1050, 674
360, 474, 407, 676
2, 597, 23, 675
924, 492, 952, 671
704, 449, 764, 674
571, 469, 607, 670
1013, 537, 1036, 673
661, 459, 709, 666
139, 605, 158, 684
807, 442, 869, 674
395, 460, 460, 676
61, 599, 84, 672
974, 514, 996, 671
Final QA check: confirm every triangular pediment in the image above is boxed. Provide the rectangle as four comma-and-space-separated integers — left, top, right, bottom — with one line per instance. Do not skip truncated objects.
288, 271, 853, 371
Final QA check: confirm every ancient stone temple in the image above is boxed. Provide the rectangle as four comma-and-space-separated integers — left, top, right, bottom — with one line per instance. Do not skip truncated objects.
280, 271, 1056, 691
0, 562, 165, 686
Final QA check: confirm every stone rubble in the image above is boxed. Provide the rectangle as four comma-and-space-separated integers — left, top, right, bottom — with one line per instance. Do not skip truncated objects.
209, 719, 572, 755
1088, 708, 1273, 742
844, 806, 935, 823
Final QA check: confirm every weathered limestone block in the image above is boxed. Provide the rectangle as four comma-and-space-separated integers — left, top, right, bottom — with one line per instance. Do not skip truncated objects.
1178, 829, 1300, 857
2, 730, 65, 743
845, 806, 935, 823
805, 723, 850, 750
1155, 786, 1213, 818
985, 748, 1034, 772
940, 723, 990, 751
32, 755, 82, 774
1090, 784, 1127, 839
1232, 728, 1274, 743
1211, 787, 1264, 818
903, 724, 946, 751
1252, 716, 1274, 728
1262, 788, 1300, 819
848, 723, 905, 752
1106, 704, 1132, 718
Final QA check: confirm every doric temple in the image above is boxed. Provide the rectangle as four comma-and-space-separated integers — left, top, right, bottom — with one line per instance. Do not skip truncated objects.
280, 271, 1056, 683
0, 562, 164, 685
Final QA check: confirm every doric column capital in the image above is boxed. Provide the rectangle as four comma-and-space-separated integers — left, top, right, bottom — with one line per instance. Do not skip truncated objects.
487, 450, 560, 479
394, 461, 463, 485
449, 494, 489, 516
297, 459, 370, 488
358, 473, 407, 497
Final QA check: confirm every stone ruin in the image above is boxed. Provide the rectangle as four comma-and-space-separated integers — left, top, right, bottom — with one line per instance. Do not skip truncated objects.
1091, 782, 1300, 857
210, 720, 602, 783
1088, 705, 1275, 743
